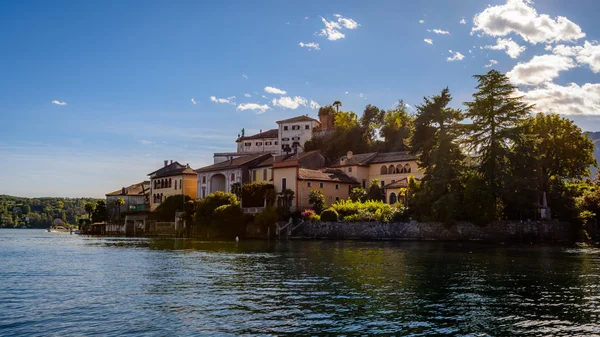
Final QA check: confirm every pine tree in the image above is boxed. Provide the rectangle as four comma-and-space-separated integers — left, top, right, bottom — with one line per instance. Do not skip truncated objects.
464, 70, 533, 212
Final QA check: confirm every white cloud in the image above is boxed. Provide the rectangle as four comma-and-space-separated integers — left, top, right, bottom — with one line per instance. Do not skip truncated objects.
482, 37, 526, 58
345, 91, 349, 95
271, 96, 308, 109
264, 86, 287, 95
424, 38, 433, 45
468, 50, 473, 54
286, 22, 290, 25
242, 74, 248, 79
359, 93, 364, 98
485, 59, 499, 67
261, 95, 267, 99
472, 0, 585, 44
551, 41, 600, 73
507, 54, 576, 85
517, 82, 600, 115
209, 96, 236, 104
191, 98, 197, 105
236, 103, 271, 114
244, 93, 251, 98
140, 140, 153, 145
428, 29, 450, 35
447, 50, 465, 61
304, 16, 309, 20
52, 100, 67, 106
319, 14, 359, 41
310, 100, 320, 109
460, 18, 466, 24
419, 20, 425, 24
299, 42, 320, 50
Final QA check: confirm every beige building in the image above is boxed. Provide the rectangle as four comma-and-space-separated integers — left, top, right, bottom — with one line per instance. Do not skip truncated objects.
249, 157, 273, 183
106, 181, 150, 219
277, 115, 320, 155
196, 153, 272, 198
331, 151, 422, 204
148, 160, 198, 211
295, 168, 359, 210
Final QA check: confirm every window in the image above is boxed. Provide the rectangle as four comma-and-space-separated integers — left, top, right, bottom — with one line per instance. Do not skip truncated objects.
319, 182, 324, 188
169, 178, 172, 188
307, 182, 312, 187
335, 184, 339, 190
389, 193, 397, 204
202, 188, 206, 198
335, 197, 340, 201
180, 179, 182, 189
389, 165, 395, 174
380, 165, 388, 175
305, 125, 310, 130
283, 126, 288, 131
274, 141, 278, 145
231, 173, 235, 181
202, 176, 206, 184
282, 137, 290, 141
405, 163, 412, 173
244, 142, 251, 147
292, 125, 300, 130
381, 181, 385, 188
362, 180, 366, 188
174, 180, 177, 190
292, 136, 300, 140
263, 169, 267, 180
253, 170, 257, 181
348, 167, 353, 173
265, 142, 272, 146
282, 178, 287, 191
256, 142, 262, 146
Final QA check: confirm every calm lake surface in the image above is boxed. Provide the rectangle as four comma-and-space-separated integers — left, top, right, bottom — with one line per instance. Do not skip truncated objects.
1, 229, 600, 336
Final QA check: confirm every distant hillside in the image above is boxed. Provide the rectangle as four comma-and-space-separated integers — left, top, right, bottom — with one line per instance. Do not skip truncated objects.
586, 132, 600, 173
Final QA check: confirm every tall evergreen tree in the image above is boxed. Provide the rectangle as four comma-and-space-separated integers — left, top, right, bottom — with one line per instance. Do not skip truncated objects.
464, 70, 533, 211
411, 88, 465, 222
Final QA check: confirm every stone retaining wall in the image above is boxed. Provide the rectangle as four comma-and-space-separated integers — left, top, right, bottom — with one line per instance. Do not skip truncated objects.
295, 220, 576, 243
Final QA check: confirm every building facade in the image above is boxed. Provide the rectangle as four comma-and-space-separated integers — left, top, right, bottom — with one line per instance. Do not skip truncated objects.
148, 161, 198, 211
236, 129, 279, 155
276, 115, 320, 155
106, 181, 150, 219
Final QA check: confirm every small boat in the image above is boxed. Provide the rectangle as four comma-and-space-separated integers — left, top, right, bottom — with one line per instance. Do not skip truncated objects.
48, 226, 70, 233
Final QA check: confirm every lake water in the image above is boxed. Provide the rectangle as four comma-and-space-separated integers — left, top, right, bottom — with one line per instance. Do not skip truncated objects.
1, 229, 600, 336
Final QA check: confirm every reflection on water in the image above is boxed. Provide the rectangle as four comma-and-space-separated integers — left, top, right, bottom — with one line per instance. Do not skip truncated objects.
1, 229, 600, 336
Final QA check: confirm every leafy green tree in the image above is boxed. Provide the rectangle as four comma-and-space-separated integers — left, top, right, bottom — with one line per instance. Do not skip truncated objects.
84, 202, 96, 220
464, 69, 533, 213
231, 182, 242, 199
114, 197, 125, 221
379, 100, 413, 152
91, 200, 108, 223
155, 195, 192, 221
366, 179, 384, 202
56, 200, 64, 209
411, 88, 465, 223
349, 187, 367, 202
21, 204, 31, 214
308, 190, 326, 214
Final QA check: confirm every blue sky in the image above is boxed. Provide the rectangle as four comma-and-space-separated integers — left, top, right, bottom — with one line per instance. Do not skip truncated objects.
2, 0, 600, 197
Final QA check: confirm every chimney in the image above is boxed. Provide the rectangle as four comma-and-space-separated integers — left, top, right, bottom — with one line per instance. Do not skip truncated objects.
170, 160, 173, 164
347, 151, 353, 159
122, 187, 126, 194
164, 160, 168, 167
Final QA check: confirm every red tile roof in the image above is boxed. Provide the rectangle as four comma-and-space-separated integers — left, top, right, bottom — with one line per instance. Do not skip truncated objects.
298, 168, 358, 184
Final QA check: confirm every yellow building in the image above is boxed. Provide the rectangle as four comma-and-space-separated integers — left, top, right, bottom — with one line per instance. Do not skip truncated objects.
331, 151, 422, 204
249, 157, 273, 183
148, 160, 198, 211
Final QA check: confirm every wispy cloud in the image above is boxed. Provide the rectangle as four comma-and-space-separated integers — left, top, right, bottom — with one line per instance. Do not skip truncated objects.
481, 37, 526, 59
309, 100, 320, 109
236, 103, 271, 114
272, 96, 307, 109
428, 29, 450, 35
459, 18, 466, 24
242, 74, 248, 79
299, 42, 320, 50
424, 38, 433, 45
191, 98, 197, 105
52, 100, 67, 106
447, 50, 465, 61
244, 93, 251, 98
140, 140, 153, 145
419, 20, 425, 24
319, 14, 360, 41
484, 59, 499, 68
264, 86, 287, 95
209, 96, 236, 104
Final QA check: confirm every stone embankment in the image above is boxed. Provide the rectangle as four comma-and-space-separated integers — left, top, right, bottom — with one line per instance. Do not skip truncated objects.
294, 220, 576, 243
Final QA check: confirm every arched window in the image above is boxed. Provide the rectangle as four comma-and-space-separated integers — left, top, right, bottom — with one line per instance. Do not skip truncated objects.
404, 163, 411, 173
202, 176, 206, 184
396, 164, 403, 174
174, 180, 177, 190
388, 165, 395, 174
160, 193, 163, 202
231, 173, 235, 181
169, 178, 172, 188
159, 179, 163, 189
380, 165, 388, 175
389, 193, 397, 204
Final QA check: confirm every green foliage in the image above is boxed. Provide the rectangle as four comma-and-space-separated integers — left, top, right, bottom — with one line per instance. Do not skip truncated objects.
194, 192, 239, 226
329, 199, 401, 223
194, 192, 244, 237
308, 190, 326, 214
241, 183, 275, 207
155, 195, 192, 221
320, 208, 339, 222
366, 179, 384, 202
253, 206, 279, 232
349, 187, 367, 202
84, 202, 96, 219
91, 200, 108, 223
230, 182, 242, 199
301, 209, 320, 221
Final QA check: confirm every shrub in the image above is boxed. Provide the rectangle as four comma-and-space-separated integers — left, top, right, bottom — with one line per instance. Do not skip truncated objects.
301, 209, 315, 220
329, 199, 399, 223
349, 187, 367, 202
308, 190, 326, 214
253, 206, 279, 232
320, 208, 339, 222
241, 183, 276, 207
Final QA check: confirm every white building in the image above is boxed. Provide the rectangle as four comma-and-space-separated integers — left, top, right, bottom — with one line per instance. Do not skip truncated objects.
235, 128, 279, 155
276, 115, 320, 155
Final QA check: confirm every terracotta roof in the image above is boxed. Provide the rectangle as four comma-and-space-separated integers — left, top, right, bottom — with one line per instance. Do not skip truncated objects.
148, 162, 197, 178
106, 181, 150, 197
369, 151, 417, 164
276, 115, 320, 124
196, 153, 271, 173
254, 157, 274, 168
298, 168, 359, 184
331, 152, 378, 167
274, 149, 323, 163
383, 178, 409, 189
236, 129, 278, 142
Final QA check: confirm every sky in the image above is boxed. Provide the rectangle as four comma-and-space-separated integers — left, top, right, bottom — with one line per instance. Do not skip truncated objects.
2, 0, 600, 198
